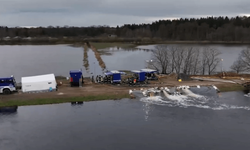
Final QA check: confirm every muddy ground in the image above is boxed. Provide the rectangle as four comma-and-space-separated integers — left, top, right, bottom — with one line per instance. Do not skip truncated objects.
0, 75, 248, 101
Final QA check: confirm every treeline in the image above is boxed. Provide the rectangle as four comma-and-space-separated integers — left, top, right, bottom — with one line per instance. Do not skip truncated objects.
151, 45, 250, 75
150, 45, 222, 75
1, 16, 250, 41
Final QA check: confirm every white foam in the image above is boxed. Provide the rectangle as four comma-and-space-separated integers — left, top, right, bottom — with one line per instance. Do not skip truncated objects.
140, 95, 250, 111
136, 87, 250, 111
180, 88, 203, 98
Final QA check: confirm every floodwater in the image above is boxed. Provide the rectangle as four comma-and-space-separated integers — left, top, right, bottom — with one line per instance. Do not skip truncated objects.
0, 45, 151, 82
1, 88, 250, 150
0, 44, 248, 82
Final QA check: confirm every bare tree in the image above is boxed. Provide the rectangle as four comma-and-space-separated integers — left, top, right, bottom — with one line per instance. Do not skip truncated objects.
172, 47, 185, 74
190, 48, 201, 75
182, 47, 197, 75
151, 45, 220, 75
168, 46, 178, 73
202, 47, 221, 75
230, 57, 247, 73
238, 47, 250, 71
151, 45, 170, 74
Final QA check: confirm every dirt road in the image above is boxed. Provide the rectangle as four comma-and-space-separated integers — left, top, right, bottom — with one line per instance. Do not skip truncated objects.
0, 78, 242, 101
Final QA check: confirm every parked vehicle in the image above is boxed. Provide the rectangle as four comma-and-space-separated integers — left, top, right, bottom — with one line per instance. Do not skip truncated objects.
0, 75, 17, 94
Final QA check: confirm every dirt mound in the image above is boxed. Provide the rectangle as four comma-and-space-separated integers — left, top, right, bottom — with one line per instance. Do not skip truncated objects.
167, 73, 178, 80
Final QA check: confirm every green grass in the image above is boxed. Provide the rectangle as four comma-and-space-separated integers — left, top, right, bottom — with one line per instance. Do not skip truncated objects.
90, 42, 135, 49
0, 94, 130, 107
217, 84, 246, 92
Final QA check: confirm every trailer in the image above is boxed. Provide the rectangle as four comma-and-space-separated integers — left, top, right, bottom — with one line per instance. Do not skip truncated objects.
21, 74, 57, 93
140, 69, 158, 80
102, 70, 125, 84
70, 70, 83, 87
0, 76, 17, 94
128, 70, 148, 85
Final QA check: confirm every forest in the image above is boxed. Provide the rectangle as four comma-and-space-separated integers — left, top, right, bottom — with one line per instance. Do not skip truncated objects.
1, 16, 250, 42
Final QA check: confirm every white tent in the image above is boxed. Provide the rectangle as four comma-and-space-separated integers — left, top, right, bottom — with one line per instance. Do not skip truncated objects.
21, 74, 57, 93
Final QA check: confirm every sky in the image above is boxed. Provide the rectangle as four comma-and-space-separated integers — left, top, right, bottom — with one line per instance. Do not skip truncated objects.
0, 0, 250, 27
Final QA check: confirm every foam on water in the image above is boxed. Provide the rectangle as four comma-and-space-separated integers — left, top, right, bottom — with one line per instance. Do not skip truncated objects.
180, 88, 203, 98
139, 93, 250, 111
131, 86, 250, 111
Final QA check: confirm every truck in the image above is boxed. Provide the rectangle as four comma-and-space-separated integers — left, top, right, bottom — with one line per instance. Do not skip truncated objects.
0, 76, 17, 94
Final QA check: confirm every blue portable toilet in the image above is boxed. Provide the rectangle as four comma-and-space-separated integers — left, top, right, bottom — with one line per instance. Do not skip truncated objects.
69, 70, 83, 87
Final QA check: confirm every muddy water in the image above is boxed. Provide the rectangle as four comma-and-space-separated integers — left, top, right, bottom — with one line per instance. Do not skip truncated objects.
1, 88, 250, 150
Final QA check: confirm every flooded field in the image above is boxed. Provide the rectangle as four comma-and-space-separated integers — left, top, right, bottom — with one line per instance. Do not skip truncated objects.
0, 45, 151, 82
0, 44, 248, 82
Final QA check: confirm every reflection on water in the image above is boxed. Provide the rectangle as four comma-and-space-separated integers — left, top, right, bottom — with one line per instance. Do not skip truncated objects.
71, 102, 84, 106
142, 102, 151, 121
101, 48, 151, 71
0, 106, 18, 114
83, 46, 89, 72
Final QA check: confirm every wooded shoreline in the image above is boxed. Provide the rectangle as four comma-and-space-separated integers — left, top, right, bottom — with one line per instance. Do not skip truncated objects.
1, 38, 250, 45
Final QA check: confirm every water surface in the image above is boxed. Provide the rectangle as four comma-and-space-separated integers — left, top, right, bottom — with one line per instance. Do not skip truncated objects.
0, 44, 249, 82
1, 89, 250, 150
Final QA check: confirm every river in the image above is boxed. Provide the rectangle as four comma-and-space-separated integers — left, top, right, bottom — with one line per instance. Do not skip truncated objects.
1, 88, 250, 150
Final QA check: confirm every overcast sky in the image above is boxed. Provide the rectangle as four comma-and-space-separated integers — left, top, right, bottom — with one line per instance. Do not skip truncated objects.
0, 0, 249, 27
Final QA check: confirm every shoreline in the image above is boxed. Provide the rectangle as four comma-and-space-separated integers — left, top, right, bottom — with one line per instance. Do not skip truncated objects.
0, 93, 130, 107
1, 39, 250, 46
0, 81, 247, 107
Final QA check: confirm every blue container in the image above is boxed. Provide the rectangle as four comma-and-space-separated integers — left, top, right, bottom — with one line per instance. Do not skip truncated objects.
131, 70, 146, 82
69, 70, 82, 86
104, 70, 125, 83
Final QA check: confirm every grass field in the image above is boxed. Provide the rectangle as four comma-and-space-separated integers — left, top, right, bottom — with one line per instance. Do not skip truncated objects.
0, 94, 130, 107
